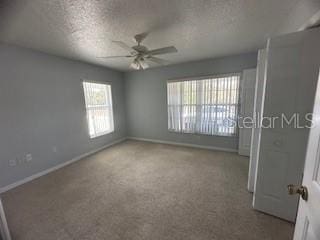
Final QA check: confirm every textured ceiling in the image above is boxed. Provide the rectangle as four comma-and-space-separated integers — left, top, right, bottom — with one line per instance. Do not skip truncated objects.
0, 0, 313, 71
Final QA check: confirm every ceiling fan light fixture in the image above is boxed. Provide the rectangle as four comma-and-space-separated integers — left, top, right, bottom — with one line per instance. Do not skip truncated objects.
130, 59, 141, 70
139, 59, 149, 70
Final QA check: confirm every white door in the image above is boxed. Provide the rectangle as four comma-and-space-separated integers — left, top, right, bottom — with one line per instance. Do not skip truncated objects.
238, 68, 256, 156
248, 49, 267, 192
293, 69, 320, 240
0, 198, 11, 240
253, 28, 320, 221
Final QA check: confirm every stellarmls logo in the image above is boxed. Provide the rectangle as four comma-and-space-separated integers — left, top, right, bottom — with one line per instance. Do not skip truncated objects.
226, 113, 315, 129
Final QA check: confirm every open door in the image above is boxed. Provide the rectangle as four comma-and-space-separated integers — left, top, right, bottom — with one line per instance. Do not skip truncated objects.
253, 28, 320, 222
292, 69, 320, 240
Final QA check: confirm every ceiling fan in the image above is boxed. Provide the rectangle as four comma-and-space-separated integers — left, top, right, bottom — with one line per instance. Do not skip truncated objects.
98, 32, 178, 70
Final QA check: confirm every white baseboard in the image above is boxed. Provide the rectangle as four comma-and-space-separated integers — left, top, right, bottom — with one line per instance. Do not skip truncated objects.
0, 138, 126, 194
127, 137, 238, 153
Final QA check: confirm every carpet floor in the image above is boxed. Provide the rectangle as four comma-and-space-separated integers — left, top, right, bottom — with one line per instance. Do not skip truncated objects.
2, 140, 294, 240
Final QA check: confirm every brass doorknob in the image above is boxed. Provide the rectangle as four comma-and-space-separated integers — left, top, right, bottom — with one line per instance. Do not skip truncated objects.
287, 184, 308, 201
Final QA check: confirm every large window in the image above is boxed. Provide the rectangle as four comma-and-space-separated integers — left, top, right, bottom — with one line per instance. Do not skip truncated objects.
167, 74, 240, 136
82, 81, 114, 138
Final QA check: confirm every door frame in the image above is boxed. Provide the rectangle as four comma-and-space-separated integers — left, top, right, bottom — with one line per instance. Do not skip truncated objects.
0, 198, 11, 240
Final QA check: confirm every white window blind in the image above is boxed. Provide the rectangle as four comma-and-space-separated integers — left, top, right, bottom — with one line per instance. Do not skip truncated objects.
167, 74, 240, 136
82, 81, 114, 138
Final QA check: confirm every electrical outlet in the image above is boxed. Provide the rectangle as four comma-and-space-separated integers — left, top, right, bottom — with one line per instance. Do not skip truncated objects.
25, 153, 32, 162
8, 158, 17, 167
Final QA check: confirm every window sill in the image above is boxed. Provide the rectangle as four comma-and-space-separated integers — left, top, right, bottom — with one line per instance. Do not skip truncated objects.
90, 130, 114, 139
168, 129, 237, 138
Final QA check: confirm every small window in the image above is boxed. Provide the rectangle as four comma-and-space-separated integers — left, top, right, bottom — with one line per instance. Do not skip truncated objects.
82, 81, 114, 138
167, 74, 240, 136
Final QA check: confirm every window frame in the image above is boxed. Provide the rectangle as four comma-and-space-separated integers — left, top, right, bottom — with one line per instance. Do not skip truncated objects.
166, 72, 241, 137
81, 80, 115, 139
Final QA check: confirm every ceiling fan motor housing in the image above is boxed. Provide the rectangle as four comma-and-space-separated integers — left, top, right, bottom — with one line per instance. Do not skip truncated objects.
132, 45, 148, 54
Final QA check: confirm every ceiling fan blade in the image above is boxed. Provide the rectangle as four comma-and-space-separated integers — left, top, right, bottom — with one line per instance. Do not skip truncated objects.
134, 32, 149, 44
147, 46, 177, 56
146, 56, 169, 65
112, 41, 136, 53
97, 55, 133, 58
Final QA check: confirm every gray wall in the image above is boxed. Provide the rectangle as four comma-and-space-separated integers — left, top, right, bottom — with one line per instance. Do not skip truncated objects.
124, 53, 257, 150
0, 45, 257, 189
0, 44, 126, 189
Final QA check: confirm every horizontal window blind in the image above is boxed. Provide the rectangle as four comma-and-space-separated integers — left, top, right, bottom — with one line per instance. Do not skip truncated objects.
83, 81, 114, 138
167, 74, 240, 136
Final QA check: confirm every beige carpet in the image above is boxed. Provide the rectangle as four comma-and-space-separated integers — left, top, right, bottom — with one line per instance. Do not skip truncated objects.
2, 140, 294, 240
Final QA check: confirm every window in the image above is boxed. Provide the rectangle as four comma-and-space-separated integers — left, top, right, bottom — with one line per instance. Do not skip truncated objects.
167, 74, 240, 136
82, 81, 114, 138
